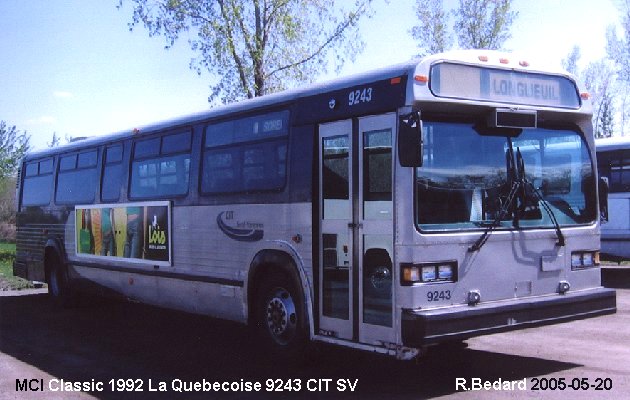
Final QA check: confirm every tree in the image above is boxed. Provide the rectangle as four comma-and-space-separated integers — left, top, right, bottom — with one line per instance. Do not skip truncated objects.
411, 0, 517, 54
0, 121, 29, 242
0, 176, 17, 229
410, 0, 452, 56
606, 2, 630, 136
597, 92, 615, 138
48, 132, 61, 148
562, 45, 581, 76
0, 121, 30, 180
582, 59, 617, 137
119, 0, 373, 104
452, 0, 517, 50
607, 2, 630, 83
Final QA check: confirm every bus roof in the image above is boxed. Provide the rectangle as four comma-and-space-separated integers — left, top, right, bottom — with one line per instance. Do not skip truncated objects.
25, 58, 420, 161
24, 50, 583, 161
595, 136, 630, 151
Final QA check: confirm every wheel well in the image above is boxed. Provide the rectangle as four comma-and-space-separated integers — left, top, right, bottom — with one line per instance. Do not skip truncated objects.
247, 250, 303, 325
364, 248, 391, 269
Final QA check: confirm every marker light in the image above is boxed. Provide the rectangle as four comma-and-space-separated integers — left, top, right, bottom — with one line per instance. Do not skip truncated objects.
499, 58, 509, 64
403, 266, 420, 283
580, 92, 591, 100
519, 60, 530, 67
414, 75, 429, 84
478, 55, 488, 62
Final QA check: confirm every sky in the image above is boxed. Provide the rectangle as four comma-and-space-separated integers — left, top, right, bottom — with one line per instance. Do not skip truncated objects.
0, 0, 622, 151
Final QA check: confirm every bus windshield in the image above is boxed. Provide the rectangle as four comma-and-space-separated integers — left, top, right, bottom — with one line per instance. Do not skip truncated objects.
415, 121, 597, 231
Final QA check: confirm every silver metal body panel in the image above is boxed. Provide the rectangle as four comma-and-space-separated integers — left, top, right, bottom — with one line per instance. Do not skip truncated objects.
65, 203, 313, 324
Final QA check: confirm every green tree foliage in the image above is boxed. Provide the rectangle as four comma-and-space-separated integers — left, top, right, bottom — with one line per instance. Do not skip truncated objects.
0, 121, 30, 180
607, 1, 630, 83
452, 0, 517, 50
578, 55, 618, 138
410, 0, 452, 56
411, 0, 517, 54
561, 45, 581, 76
606, 1, 630, 136
119, 0, 373, 104
597, 92, 614, 138
48, 132, 61, 148
0, 121, 28, 241
0, 176, 17, 225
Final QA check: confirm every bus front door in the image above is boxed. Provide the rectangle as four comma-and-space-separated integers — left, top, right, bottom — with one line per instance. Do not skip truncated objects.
318, 114, 396, 345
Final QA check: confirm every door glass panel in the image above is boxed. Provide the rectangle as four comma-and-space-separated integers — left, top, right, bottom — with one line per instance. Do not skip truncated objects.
322, 133, 351, 319
322, 233, 350, 319
322, 135, 350, 220
363, 235, 392, 327
363, 130, 392, 220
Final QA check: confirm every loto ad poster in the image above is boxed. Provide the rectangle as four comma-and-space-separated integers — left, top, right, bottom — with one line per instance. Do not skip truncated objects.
75, 202, 171, 266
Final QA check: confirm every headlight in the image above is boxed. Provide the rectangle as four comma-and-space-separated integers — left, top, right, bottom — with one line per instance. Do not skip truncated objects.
571, 253, 582, 268
438, 264, 454, 280
571, 251, 600, 270
582, 252, 594, 267
401, 261, 457, 285
422, 266, 436, 281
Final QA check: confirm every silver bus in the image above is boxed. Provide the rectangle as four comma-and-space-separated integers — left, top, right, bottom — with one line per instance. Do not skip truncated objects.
14, 50, 616, 360
597, 136, 630, 260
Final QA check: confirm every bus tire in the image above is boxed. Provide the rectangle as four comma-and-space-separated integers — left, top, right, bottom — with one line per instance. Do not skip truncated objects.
254, 270, 308, 361
46, 250, 73, 307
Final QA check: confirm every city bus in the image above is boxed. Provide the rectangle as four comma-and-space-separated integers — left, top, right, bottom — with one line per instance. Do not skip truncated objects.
14, 50, 616, 360
596, 136, 630, 260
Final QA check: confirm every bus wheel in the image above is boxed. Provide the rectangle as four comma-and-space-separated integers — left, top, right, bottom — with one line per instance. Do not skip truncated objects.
255, 271, 308, 360
46, 252, 72, 306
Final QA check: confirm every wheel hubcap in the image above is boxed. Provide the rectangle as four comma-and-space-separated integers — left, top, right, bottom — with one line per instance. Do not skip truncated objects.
265, 288, 297, 345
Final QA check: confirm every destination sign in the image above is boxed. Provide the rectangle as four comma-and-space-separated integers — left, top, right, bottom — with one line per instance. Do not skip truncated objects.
430, 62, 580, 109
488, 71, 560, 105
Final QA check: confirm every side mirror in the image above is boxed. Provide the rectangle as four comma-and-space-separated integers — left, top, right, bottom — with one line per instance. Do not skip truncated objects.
599, 176, 609, 222
398, 111, 422, 167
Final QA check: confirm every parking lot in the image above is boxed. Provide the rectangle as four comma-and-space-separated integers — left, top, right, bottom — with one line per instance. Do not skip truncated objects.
0, 268, 628, 399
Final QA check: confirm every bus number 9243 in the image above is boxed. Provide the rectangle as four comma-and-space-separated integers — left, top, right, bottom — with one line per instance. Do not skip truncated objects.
427, 290, 451, 302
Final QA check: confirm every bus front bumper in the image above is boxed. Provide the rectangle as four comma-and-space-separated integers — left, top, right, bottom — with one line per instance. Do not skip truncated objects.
401, 287, 616, 347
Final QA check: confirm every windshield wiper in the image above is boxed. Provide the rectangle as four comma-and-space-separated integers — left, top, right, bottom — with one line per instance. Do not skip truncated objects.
469, 145, 520, 252
515, 148, 565, 247
469, 144, 566, 253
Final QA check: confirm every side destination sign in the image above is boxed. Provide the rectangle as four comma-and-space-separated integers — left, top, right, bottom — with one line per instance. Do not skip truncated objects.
430, 62, 580, 109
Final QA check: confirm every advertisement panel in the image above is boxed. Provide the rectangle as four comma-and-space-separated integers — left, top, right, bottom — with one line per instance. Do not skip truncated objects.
75, 201, 171, 266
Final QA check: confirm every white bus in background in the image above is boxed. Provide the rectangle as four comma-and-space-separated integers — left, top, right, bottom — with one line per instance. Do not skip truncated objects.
596, 136, 630, 260
15, 50, 616, 361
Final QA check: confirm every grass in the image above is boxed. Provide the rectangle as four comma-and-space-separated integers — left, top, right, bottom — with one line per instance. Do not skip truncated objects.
0, 242, 36, 290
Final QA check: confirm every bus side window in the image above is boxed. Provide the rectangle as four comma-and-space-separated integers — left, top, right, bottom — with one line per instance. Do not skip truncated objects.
102, 145, 123, 202
56, 150, 98, 204
129, 132, 192, 199
201, 111, 289, 195
22, 159, 54, 207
